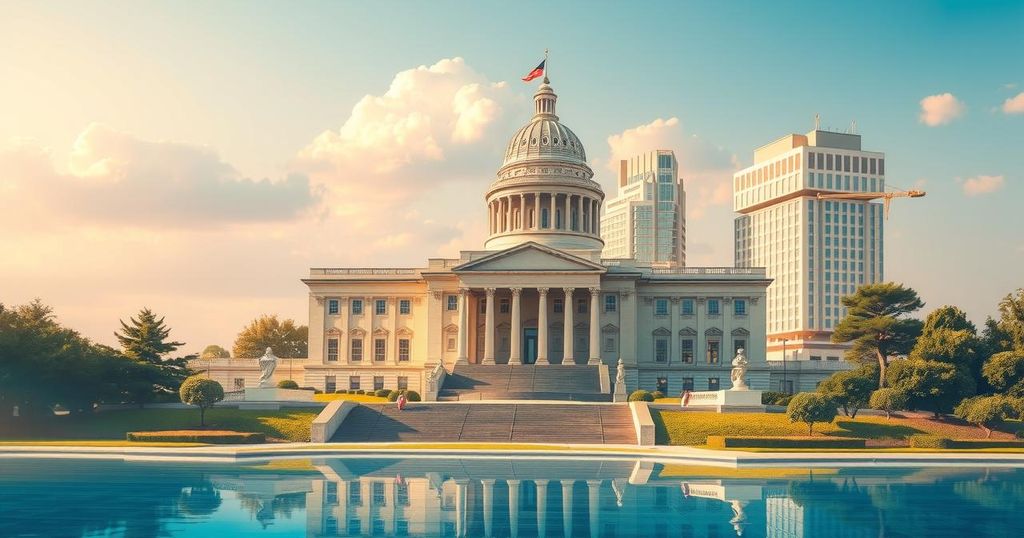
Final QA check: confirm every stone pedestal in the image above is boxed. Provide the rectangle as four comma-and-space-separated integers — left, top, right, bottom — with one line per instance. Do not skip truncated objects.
613, 382, 627, 402
239, 387, 316, 409
682, 389, 764, 413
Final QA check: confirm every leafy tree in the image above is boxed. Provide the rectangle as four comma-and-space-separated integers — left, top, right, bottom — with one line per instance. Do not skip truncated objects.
954, 395, 1021, 438
179, 377, 224, 427
832, 282, 924, 388
869, 388, 909, 419
886, 359, 975, 418
910, 323, 981, 388
200, 345, 230, 360
786, 392, 837, 434
232, 315, 308, 358
817, 367, 875, 418
921, 305, 976, 335
982, 351, 1024, 397
996, 289, 1024, 351
115, 308, 185, 364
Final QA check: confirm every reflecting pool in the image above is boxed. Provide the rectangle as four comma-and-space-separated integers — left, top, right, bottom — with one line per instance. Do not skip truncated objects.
3, 457, 1024, 537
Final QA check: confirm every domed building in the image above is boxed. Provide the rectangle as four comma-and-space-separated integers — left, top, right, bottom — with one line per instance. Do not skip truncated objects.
202, 77, 772, 401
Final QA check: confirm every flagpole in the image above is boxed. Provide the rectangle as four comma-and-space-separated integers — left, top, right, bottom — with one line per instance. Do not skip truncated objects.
544, 48, 549, 84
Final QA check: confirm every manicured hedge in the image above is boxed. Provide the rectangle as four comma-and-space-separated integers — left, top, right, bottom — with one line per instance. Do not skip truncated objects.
628, 390, 654, 402
910, 435, 1024, 449
374, 389, 391, 397
706, 435, 867, 449
127, 430, 266, 444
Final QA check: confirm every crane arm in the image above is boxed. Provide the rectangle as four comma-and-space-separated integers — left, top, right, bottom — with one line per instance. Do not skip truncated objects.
815, 190, 925, 219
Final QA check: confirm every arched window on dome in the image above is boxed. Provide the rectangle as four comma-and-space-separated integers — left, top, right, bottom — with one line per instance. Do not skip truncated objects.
541, 208, 550, 229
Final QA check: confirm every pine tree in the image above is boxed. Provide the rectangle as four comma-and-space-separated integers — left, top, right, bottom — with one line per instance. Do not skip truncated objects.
115, 308, 184, 364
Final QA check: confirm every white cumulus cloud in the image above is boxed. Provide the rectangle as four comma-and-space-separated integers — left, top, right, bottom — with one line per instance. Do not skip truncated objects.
919, 93, 965, 126
962, 175, 1005, 196
1002, 92, 1024, 115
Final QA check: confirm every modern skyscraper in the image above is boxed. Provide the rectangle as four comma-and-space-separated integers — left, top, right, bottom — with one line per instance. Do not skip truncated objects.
601, 150, 686, 266
733, 129, 885, 390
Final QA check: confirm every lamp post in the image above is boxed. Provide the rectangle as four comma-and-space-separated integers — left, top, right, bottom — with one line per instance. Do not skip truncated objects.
781, 338, 789, 394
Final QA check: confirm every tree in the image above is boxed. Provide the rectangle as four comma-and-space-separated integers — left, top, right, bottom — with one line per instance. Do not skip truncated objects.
832, 282, 924, 388
921, 305, 976, 335
786, 392, 838, 434
996, 289, 1024, 351
115, 308, 185, 364
179, 377, 224, 427
232, 315, 308, 358
954, 395, 1021, 438
886, 359, 975, 418
200, 345, 230, 360
910, 311, 982, 388
817, 367, 875, 418
982, 351, 1024, 397
869, 388, 909, 419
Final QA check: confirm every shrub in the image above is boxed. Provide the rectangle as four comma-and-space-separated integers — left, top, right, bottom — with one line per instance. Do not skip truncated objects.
761, 391, 788, 405
954, 395, 1022, 438
869, 388, 909, 419
334, 390, 346, 394
776, 395, 793, 407
707, 436, 867, 449
387, 390, 401, 402
786, 392, 837, 434
817, 368, 875, 418
178, 376, 224, 427
909, 435, 951, 449
300, 386, 317, 392
628, 390, 654, 402
276, 379, 299, 389
314, 389, 323, 394
405, 391, 421, 402
650, 390, 666, 400
374, 389, 391, 397
127, 430, 265, 444
909, 435, 1024, 449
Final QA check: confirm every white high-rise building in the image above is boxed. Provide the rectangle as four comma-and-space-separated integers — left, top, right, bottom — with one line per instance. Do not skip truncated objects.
734, 129, 885, 391
601, 150, 686, 266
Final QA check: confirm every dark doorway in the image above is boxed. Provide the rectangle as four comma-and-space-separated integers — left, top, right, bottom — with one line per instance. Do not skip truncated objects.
523, 328, 538, 364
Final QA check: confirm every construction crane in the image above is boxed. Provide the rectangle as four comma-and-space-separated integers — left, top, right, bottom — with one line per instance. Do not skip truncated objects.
816, 188, 925, 219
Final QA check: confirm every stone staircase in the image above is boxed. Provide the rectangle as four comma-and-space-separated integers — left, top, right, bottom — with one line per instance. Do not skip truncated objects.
330, 402, 636, 444
437, 364, 609, 402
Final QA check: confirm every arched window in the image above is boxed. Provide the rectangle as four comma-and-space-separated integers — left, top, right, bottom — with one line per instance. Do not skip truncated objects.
541, 208, 549, 228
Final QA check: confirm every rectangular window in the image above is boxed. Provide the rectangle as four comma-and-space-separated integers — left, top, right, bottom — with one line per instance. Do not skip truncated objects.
446, 295, 458, 311
233, 378, 245, 390
348, 376, 360, 390
398, 339, 410, 361
399, 299, 411, 315
326, 482, 338, 504
603, 336, 616, 353
808, 152, 816, 169
870, 158, 877, 174
843, 155, 851, 172
499, 298, 510, 314
395, 483, 410, 507
352, 299, 363, 315
655, 298, 669, 316
577, 298, 587, 314
351, 339, 363, 362
656, 377, 668, 394
373, 376, 384, 391
327, 338, 339, 362
374, 339, 386, 361
707, 299, 720, 316
734, 299, 747, 316
682, 378, 694, 391
707, 340, 720, 364
604, 294, 617, 312
447, 337, 456, 351
349, 483, 362, 506
655, 338, 669, 363
397, 376, 408, 390
827, 355, 840, 361
327, 299, 339, 315
553, 299, 564, 313
479, 298, 487, 314
325, 375, 336, 393
681, 299, 695, 316
375, 299, 386, 315
373, 482, 386, 506
708, 377, 720, 391
810, 355, 822, 361
680, 339, 694, 363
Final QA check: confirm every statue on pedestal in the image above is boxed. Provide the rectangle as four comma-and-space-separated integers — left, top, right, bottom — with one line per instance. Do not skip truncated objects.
729, 348, 749, 391
613, 358, 627, 402
257, 347, 278, 388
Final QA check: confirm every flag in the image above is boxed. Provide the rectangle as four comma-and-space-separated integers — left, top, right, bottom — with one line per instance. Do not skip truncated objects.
522, 60, 545, 82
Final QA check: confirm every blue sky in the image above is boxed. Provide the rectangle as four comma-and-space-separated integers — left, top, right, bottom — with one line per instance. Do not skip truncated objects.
1, 1, 1021, 349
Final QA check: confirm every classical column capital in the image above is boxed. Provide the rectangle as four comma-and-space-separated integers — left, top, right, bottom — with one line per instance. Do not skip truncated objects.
458, 287, 470, 296
589, 287, 601, 296
485, 287, 496, 297
750, 296, 760, 305
669, 297, 681, 304
563, 287, 575, 295
314, 295, 325, 305
431, 290, 443, 300
537, 287, 549, 296
723, 296, 733, 304
510, 287, 523, 297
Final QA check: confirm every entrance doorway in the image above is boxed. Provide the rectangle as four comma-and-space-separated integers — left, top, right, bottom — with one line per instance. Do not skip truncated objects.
523, 328, 538, 364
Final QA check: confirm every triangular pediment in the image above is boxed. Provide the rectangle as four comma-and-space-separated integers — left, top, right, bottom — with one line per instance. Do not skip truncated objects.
454, 242, 606, 273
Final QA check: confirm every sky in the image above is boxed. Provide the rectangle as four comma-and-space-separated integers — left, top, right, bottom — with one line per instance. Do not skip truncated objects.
1, 1, 1022, 354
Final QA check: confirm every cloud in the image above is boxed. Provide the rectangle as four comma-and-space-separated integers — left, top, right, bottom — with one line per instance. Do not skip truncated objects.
1002, 92, 1024, 115
0, 124, 316, 229
919, 93, 965, 126
605, 117, 738, 220
961, 175, 1005, 196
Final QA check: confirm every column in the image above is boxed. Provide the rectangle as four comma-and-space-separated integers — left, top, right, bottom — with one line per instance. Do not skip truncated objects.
481, 479, 495, 538
587, 480, 602, 538
561, 481, 574, 538
564, 194, 571, 230
456, 288, 469, 365
519, 194, 526, 230
455, 479, 469, 538
563, 287, 575, 365
509, 288, 522, 365
534, 194, 540, 229
483, 288, 496, 365
549, 193, 556, 229
537, 288, 549, 365
589, 287, 601, 365
340, 297, 350, 363
593, 199, 599, 234
577, 196, 584, 232
504, 197, 511, 232
535, 480, 548, 538
507, 480, 521, 538
390, 296, 399, 365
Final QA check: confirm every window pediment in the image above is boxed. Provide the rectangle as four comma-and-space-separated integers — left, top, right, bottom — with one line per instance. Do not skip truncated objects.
396, 326, 414, 337
350, 327, 367, 338
731, 328, 750, 336
705, 327, 723, 337
679, 327, 697, 337
602, 323, 619, 333
652, 327, 672, 337
443, 323, 459, 334
326, 327, 343, 337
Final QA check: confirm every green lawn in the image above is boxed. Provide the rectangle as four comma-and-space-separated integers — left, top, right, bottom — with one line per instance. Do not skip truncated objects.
651, 409, 1005, 446
1, 407, 320, 443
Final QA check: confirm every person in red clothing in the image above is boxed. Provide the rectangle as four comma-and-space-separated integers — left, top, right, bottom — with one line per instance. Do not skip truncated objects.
397, 392, 408, 411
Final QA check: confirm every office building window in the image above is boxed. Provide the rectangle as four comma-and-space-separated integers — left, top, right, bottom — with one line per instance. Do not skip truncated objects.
680, 339, 694, 363
708, 378, 720, 391
327, 299, 339, 315
707, 339, 720, 364
373, 376, 384, 391
734, 299, 747, 316
399, 299, 411, 315
447, 295, 458, 311
655, 298, 669, 316
348, 376, 360, 390
397, 376, 408, 390
707, 299, 720, 316
655, 338, 669, 362
351, 339, 363, 362
375, 299, 386, 315
325, 376, 336, 393
553, 299, 564, 313
604, 294, 617, 312
681, 299, 695, 316
327, 338, 339, 362
352, 299, 363, 315
374, 339, 386, 361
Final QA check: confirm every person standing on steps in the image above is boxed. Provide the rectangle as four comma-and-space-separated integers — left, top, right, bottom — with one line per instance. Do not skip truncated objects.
397, 391, 408, 411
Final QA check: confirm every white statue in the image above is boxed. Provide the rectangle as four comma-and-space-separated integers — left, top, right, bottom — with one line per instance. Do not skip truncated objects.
729, 348, 749, 391
615, 358, 626, 385
257, 347, 278, 388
